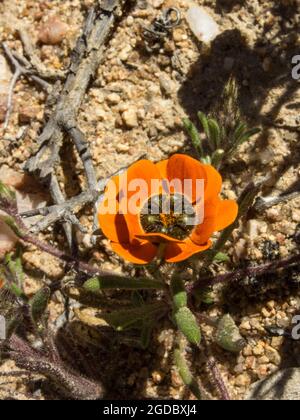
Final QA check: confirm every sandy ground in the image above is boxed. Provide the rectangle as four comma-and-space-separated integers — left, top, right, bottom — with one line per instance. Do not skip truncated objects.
0, 0, 299, 400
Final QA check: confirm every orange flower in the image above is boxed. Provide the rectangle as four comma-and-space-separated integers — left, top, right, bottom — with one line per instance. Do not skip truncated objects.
98, 154, 238, 264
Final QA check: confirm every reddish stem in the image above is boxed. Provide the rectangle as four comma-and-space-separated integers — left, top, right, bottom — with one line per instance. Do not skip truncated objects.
187, 253, 300, 294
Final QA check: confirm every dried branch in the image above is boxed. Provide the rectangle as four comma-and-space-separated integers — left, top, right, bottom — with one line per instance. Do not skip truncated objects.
1, 43, 50, 132
253, 190, 300, 212
7, 334, 104, 400
200, 332, 231, 400
0, 197, 120, 278
24, 0, 129, 249
187, 252, 300, 293
21, 226, 114, 278
18, 29, 66, 81
20, 189, 96, 234
206, 355, 231, 401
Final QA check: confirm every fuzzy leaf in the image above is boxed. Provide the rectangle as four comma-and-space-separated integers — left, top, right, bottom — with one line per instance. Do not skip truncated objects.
171, 275, 187, 310
30, 286, 51, 324
198, 112, 210, 141
183, 118, 203, 157
213, 252, 230, 263
83, 276, 164, 292
211, 149, 224, 168
207, 118, 221, 150
131, 291, 145, 306
174, 307, 201, 345
102, 302, 166, 331
237, 127, 260, 145
174, 348, 202, 400
5, 251, 24, 287
216, 314, 246, 353
140, 320, 154, 349
2, 217, 23, 238
0, 181, 16, 203
194, 287, 214, 305
9, 282, 25, 299
5, 314, 22, 340
232, 122, 247, 143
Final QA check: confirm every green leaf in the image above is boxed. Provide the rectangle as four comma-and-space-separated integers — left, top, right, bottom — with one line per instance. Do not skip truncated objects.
183, 118, 203, 157
200, 155, 212, 165
237, 127, 260, 145
9, 282, 25, 299
0, 181, 16, 202
207, 118, 221, 150
140, 320, 154, 349
211, 148, 224, 168
5, 251, 24, 287
102, 302, 167, 331
83, 276, 165, 293
5, 313, 23, 340
171, 275, 187, 310
2, 217, 23, 238
131, 291, 145, 306
198, 112, 210, 141
174, 348, 202, 400
216, 314, 246, 353
174, 307, 201, 345
30, 286, 51, 324
194, 287, 214, 305
231, 122, 247, 144
213, 252, 230, 263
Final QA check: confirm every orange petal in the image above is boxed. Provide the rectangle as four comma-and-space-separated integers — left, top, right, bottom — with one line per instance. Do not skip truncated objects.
166, 154, 207, 203
190, 198, 219, 245
123, 213, 144, 243
136, 232, 183, 243
165, 239, 212, 263
155, 159, 168, 179
111, 241, 158, 265
98, 174, 130, 243
98, 212, 130, 243
203, 164, 222, 203
118, 159, 162, 242
214, 200, 238, 231
119, 159, 161, 210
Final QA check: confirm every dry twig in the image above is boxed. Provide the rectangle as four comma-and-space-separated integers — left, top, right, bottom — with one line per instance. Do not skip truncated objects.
24, 0, 129, 249
187, 252, 300, 293
1, 42, 50, 131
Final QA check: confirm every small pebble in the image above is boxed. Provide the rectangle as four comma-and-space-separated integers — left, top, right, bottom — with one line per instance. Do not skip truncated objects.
186, 6, 219, 43
38, 16, 69, 45
122, 109, 139, 128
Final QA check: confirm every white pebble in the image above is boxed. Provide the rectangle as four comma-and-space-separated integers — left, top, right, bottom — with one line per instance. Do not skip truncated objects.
186, 6, 219, 43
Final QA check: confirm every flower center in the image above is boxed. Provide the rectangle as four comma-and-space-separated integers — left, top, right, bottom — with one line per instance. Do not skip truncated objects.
140, 194, 196, 240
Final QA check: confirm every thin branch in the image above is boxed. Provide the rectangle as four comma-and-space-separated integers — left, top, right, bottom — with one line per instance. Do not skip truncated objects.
25, 0, 129, 249
21, 190, 96, 234
49, 173, 74, 250
187, 252, 300, 293
2, 55, 21, 131
253, 190, 300, 212
200, 332, 231, 400
21, 230, 112, 277
18, 29, 66, 81
1, 42, 52, 133
206, 355, 231, 401
0, 199, 119, 279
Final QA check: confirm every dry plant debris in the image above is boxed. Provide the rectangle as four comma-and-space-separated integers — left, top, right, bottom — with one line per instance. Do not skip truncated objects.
0, 0, 299, 401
